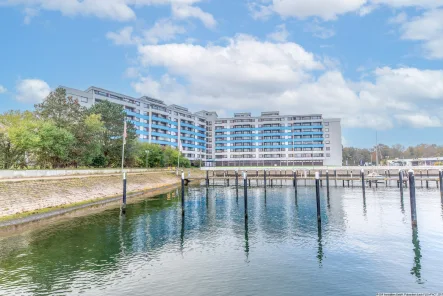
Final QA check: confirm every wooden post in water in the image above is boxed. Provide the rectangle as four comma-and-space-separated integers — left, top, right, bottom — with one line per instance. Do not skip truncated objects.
181, 171, 185, 216
264, 169, 267, 188
420, 170, 423, 188
399, 170, 404, 198
334, 170, 337, 187
206, 170, 209, 187
408, 170, 417, 227
361, 169, 365, 197
320, 171, 323, 187
121, 171, 127, 214
315, 172, 321, 224
326, 170, 330, 197
439, 170, 443, 199
243, 171, 248, 219
294, 170, 298, 195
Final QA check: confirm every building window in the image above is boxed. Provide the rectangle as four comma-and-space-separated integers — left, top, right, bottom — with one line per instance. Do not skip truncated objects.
80, 97, 88, 103
325, 134, 330, 138
326, 147, 330, 151
325, 140, 330, 144
326, 153, 331, 157
324, 122, 329, 126
325, 128, 329, 132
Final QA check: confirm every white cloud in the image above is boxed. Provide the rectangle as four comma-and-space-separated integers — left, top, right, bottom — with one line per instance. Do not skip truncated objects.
388, 11, 408, 24
267, 24, 289, 42
2, 0, 215, 26
23, 7, 39, 24
372, 0, 443, 9
144, 19, 186, 44
171, 4, 216, 28
395, 113, 442, 127
248, 2, 274, 20
3, 0, 137, 21
0, 85, 7, 94
106, 26, 138, 45
124, 67, 140, 78
249, 0, 443, 20
107, 19, 186, 47
399, 9, 443, 59
16, 79, 50, 103
252, 0, 368, 21
137, 34, 323, 97
130, 36, 443, 129
304, 22, 335, 39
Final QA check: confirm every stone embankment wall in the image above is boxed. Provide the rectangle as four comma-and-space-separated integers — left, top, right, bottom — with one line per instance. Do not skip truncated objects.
0, 172, 181, 219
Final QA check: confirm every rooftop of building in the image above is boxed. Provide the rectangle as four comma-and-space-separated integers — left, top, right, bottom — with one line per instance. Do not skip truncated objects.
62, 85, 339, 122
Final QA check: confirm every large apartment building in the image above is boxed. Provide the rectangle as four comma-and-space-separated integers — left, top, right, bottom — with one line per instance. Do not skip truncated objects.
197, 111, 341, 167
62, 86, 342, 166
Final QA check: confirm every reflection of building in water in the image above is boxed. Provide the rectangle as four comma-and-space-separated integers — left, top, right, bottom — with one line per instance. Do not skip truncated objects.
0, 187, 351, 292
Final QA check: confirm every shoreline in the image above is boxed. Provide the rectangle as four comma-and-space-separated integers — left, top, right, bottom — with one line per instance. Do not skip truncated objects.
0, 182, 183, 236
0, 168, 206, 231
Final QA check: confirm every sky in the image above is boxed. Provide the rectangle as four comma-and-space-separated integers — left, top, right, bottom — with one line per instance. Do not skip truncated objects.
1, 0, 443, 148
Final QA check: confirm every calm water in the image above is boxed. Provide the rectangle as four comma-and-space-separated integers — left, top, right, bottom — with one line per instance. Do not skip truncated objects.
1, 185, 443, 295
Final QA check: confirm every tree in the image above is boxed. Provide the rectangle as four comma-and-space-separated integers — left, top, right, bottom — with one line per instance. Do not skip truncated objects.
35, 122, 75, 168
69, 114, 105, 167
0, 111, 41, 168
35, 88, 86, 129
129, 142, 191, 168
88, 101, 136, 167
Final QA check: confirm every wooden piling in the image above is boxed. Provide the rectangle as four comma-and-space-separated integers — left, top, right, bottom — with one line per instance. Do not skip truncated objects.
243, 171, 248, 219
399, 170, 404, 198
181, 171, 185, 216
315, 172, 321, 224
122, 172, 127, 214
334, 170, 337, 187
408, 170, 417, 227
294, 170, 298, 195
361, 169, 365, 197
440, 170, 443, 199
326, 170, 330, 197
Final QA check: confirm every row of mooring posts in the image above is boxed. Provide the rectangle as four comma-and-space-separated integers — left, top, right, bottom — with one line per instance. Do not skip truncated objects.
208, 168, 420, 228
119, 168, 435, 229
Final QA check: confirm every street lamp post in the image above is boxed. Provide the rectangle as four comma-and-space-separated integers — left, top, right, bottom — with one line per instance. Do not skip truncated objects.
293, 126, 296, 169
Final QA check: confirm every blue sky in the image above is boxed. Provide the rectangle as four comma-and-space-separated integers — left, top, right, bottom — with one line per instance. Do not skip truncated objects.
1, 0, 443, 148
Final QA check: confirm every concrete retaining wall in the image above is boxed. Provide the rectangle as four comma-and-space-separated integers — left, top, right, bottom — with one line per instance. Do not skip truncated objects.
0, 168, 172, 179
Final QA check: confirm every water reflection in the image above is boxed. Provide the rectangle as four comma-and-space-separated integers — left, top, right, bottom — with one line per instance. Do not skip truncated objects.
411, 228, 423, 284
180, 216, 185, 254
0, 186, 442, 295
363, 195, 367, 218
244, 218, 249, 262
317, 225, 323, 267
401, 193, 405, 214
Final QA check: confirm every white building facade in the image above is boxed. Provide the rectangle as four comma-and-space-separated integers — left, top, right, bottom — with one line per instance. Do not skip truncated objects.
62, 86, 342, 166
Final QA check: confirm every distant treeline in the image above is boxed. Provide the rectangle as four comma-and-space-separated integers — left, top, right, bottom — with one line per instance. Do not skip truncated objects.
0, 88, 191, 169
343, 144, 443, 165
